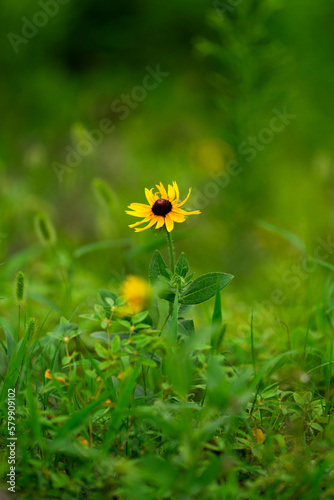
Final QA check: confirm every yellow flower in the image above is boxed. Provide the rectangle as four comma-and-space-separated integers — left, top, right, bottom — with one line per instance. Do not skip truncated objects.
120, 275, 151, 314
126, 181, 200, 232
44, 369, 66, 384
252, 428, 265, 444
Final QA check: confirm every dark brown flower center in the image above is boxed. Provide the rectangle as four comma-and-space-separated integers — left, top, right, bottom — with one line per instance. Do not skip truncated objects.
152, 198, 172, 216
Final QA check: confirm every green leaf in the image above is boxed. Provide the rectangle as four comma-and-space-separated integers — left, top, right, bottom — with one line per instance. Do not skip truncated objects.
135, 323, 152, 330
99, 289, 118, 306
149, 250, 170, 283
111, 335, 120, 353
79, 313, 99, 322
175, 252, 189, 278
310, 422, 323, 432
293, 391, 312, 406
180, 273, 234, 305
117, 319, 131, 329
178, 319, 195, 336
94, 304, 106, 319
261, 383, 279, 399
90, 331, 129, 344
62, 356, 72, 366
85, 369, 97, 379
95, 343, 109, 359
139, 356, 156, 368
1, 325, 30, 399
132, 310, 149, 324
4, 326, 16, 361
101, 318, 109, 329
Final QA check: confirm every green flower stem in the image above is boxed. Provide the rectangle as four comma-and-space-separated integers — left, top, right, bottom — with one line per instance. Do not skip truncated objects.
166, 231, 175, 274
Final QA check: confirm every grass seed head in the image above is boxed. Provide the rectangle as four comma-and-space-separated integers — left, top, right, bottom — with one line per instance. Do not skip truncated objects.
26, 317, 36, 342
14, 271, 26, 305
34, 212, 57, 246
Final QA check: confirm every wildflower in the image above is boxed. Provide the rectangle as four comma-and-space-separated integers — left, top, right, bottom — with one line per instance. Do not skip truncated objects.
252, 428, 265, 444
44, 369, 66, 384
126, 181, 200, 232
104, 400, 117, 408
120, 275, 151, 314
76, 437, 89, 449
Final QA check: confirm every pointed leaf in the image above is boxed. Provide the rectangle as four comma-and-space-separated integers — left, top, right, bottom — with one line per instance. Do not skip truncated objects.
178, 319, 195, 336
149, 250, 170, 283
175, 252, 189, 278
111, 335, 120, 353
4, 327, 16, 361
99, 289, 118, 306
132, 310, 149, 324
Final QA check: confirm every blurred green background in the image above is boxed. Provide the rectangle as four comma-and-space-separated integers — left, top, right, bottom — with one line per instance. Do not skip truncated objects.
1, 0, 334, 333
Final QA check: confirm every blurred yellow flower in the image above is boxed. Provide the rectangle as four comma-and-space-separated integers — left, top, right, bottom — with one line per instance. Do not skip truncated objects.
120, 275, 151, 314
76, 436, 89, 449
252, 428, 265, 444
44, 369, 66, 384
126, 181, 200, 233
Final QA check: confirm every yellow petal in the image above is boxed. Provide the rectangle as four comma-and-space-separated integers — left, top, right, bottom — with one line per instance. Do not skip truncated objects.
177, 187, 192, 207
185, 210, 201, 215
155, 216, 165, 229
171, 207, 188, 215
169, 211, 186, 223
172, 207, 201, 215
127, 203, 151, 212
145, 188, 157, 206
129, 217, 151, 228
173, 181, 179, 202
167, 184, 175, 200
134, 216, 159, 233
126, 211, 150, 218
165, 214, 174, 232
156, 182, 167, 199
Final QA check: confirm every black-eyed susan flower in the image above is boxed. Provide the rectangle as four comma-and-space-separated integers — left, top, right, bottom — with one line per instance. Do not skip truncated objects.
126, 181, 200, 233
